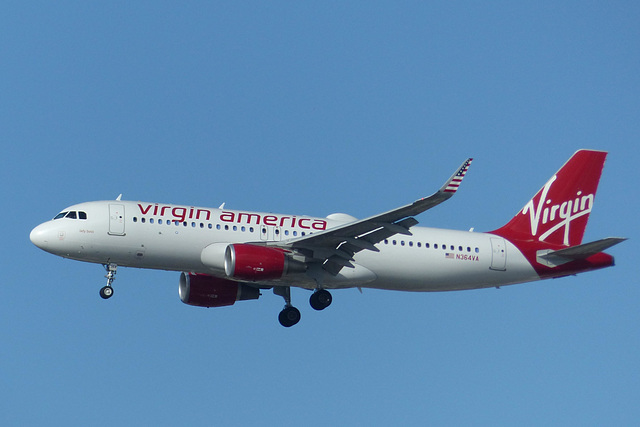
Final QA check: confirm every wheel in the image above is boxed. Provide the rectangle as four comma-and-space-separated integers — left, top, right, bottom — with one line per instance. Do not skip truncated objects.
278, 306, 301, 327
100, 286, 113, 299
309, 289, 332, 311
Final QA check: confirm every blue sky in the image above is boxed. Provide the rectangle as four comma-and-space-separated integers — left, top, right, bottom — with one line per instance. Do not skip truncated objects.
2, 1, 639, 425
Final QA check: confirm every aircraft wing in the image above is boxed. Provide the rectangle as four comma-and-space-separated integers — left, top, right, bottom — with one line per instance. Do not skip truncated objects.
268, 158, 473, 275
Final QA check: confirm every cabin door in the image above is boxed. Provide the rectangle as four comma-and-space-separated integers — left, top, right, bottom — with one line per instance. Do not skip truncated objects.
490, 237, 507, 271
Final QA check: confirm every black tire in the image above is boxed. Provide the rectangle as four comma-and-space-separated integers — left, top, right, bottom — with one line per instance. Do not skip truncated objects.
99, 286, 113, 299
278, 306, 301, 327
309, 289, 332, 311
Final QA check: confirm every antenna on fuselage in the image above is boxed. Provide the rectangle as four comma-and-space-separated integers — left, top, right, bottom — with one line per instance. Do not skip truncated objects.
219, 202, 225, 209
116, 194, 122, 201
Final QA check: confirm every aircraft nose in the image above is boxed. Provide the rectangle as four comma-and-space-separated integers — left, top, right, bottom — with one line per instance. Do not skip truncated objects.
30, 223, 50, 249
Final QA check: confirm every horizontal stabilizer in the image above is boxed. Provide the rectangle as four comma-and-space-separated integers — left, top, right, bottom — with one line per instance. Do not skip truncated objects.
540, 237, 627, 261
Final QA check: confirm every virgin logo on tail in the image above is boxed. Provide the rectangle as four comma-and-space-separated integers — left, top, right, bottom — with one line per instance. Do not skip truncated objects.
522, 174, 594, 246
492, 150, 607, 248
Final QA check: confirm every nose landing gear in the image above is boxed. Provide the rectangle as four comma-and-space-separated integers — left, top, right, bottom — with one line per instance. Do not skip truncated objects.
100, 263, 117, 299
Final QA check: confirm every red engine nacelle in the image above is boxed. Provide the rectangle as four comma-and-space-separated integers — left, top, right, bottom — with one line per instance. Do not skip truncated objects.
179, 272, 260, 308
224, 244, 305, 281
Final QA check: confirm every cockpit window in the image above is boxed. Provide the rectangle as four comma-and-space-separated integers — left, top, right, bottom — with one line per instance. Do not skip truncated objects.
53, 211, 88, 220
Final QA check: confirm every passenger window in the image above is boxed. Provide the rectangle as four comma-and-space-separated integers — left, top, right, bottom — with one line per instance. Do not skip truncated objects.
434, 244, 438, 249
467, 247, 471, 252
475, 248, 480, 253
141, 218, 146, 223
79, 211, 87, 220
158, 219, 163, 224
425, 243, 430, 248
150, 218, 154, 224
417, 242, 421, 247
133, 217, 138, 223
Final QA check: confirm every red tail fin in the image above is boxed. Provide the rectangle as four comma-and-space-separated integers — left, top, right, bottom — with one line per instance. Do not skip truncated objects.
492, 150, 607, 247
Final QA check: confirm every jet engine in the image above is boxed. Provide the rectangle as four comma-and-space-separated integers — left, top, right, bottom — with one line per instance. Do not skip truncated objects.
200, 243, 306, 282
179, 272, 260, 307
224, 244, 306, 281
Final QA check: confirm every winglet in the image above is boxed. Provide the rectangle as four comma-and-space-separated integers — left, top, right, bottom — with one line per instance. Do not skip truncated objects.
440, 158, 473, 194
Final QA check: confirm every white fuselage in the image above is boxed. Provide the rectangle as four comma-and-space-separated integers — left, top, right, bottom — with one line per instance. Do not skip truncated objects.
30, 200, 540, 292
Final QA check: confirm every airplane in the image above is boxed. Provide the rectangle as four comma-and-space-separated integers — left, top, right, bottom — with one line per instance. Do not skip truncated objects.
30, 149, 626, 327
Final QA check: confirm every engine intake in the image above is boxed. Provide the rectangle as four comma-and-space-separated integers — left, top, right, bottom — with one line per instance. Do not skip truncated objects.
179, 272, 260, 307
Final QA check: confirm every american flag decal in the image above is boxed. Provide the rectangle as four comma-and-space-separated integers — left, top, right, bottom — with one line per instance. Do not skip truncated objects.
445, 252, 455, 259
444, 158, 473, 193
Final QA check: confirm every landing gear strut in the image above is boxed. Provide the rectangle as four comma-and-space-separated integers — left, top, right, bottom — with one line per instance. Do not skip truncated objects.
100, 263, 117, 300
309, 289, 332, 311
274, 286, 300, 327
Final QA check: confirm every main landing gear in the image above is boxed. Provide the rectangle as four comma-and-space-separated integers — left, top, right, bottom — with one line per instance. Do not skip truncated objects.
273, 287, 333, 327
309, 289, 332, 311
99, 263, 117, 299
274, 286, 300, 327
